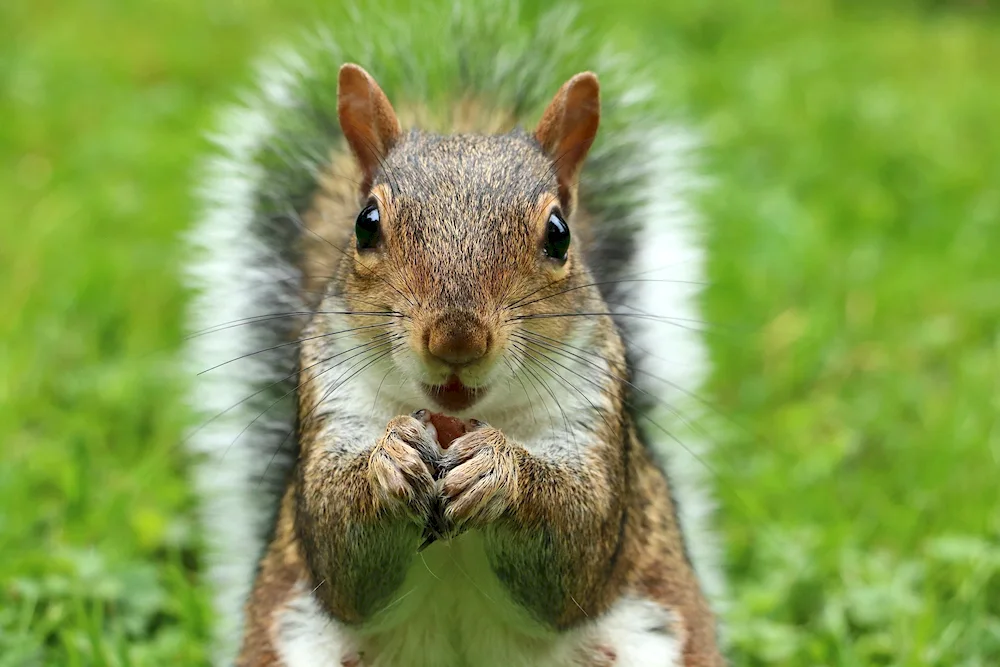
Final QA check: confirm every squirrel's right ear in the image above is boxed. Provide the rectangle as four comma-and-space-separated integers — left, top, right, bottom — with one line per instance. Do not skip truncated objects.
535, 72, 601, 210
337, 64, 402, 193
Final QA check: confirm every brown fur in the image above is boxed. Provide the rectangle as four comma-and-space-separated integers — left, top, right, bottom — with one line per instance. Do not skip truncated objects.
237, 488, 308, 667
535, 72, 600, 209
624, 439, 721, 665
240, 66, 723, 665
338, 64, 403, 192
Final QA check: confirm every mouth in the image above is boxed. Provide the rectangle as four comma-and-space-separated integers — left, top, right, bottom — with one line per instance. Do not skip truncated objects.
422, 375, 486, 412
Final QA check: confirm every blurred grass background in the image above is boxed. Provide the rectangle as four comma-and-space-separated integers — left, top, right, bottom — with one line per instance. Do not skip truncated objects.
2, 0, 999, 665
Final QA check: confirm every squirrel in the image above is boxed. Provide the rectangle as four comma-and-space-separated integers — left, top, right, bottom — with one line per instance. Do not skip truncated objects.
184, 3, 725, 666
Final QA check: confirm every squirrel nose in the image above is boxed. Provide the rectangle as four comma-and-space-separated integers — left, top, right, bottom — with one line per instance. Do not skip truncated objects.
426, 313, 490, 366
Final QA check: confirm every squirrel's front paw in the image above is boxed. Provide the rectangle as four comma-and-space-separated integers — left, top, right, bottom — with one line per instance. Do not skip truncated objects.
438, 422, 520, 533
368, 413, 439, 522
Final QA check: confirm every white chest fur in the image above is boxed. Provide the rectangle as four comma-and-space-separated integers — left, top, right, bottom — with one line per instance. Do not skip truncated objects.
276, 531, 681, 667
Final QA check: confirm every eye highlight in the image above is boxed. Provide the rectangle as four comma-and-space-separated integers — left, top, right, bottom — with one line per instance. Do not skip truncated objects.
355, 203, 381, 250
543, 210, 570, 262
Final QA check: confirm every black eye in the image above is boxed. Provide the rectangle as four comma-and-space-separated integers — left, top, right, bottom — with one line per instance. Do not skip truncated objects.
355, 204, 381, 250
543, 210, 570, 262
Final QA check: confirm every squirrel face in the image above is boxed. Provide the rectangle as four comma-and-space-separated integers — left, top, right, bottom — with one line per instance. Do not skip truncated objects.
336, 65, 600, 413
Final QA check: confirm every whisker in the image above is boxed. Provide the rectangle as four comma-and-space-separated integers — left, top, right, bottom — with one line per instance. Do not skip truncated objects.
509, 338, 765, 521
518, 327, 742, 432
515, 337, 685, 441
219, 334, 400, 462
514, 337, 713, 467
183, 332, 397, 449
516, 323, 762, 455
327, 291, 410, 313
518, 286, 737, 334
604, 301, 734, 332
513, 344, 579, 453
501, 357, 537, 425
513, 331, 702, 436
512, 352, 557, 437
256, 340, 405, 486
418, 551, 442, 581
506, 257, 708, 310
198, 322, 395, 375
509, 312, 714, 335
369, 365, 394, 418
184, 273, 353, 308
445, 550, 497, 606
187, 309, 403, 339
505, 275, 567, 312
511, 278, 708, 311
377, 586, 418, 616
510, 340, 619, 444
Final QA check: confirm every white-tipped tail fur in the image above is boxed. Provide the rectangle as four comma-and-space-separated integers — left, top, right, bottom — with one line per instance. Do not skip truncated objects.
184, 55, 308, 666
630, 130, 726, 608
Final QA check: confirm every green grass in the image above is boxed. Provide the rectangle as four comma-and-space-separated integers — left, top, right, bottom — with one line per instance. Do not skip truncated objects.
2, 0, 999, 664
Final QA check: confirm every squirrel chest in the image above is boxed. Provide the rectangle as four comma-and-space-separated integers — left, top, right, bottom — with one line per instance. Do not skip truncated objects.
273, 530, 686, 667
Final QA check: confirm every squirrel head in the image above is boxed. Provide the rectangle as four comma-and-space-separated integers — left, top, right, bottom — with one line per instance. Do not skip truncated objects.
335, 64, 602, 414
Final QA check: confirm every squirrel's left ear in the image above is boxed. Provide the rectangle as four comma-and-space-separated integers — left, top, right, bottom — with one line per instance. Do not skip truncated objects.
535, 72, 600, 209
338, 64, 402, 194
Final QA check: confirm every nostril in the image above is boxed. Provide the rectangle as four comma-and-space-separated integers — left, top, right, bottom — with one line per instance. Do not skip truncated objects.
426, 315, 490, 367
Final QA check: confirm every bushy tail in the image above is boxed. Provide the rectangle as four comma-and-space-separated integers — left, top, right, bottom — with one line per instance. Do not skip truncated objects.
183, 51, 309, 664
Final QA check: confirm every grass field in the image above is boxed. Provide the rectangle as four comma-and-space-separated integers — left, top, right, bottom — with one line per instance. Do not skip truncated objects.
2, 0, 999, 665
